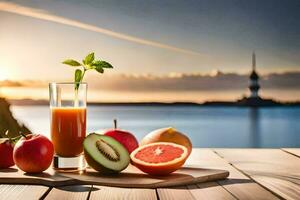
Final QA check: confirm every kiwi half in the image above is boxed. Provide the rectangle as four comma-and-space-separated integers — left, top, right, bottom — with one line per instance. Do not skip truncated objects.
83, 133, 130, 173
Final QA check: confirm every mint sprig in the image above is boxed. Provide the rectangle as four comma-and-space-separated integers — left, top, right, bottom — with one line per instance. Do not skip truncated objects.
62, 52, 113, 90
62, 59, 81, 66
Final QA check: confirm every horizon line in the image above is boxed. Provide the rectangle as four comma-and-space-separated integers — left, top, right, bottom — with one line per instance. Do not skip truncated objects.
6, 98, 300, 105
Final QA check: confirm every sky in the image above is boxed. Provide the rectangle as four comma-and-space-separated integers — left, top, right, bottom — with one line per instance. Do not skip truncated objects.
0, 0, 299, 102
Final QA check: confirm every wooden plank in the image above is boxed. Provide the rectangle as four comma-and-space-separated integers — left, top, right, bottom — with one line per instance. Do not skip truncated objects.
89, 185, 157, 200
186, 149, 279, 200
157, 186, 195, 200
187, 183, 236, 200
216, 149, 300, 200
0, 184, 49, 200
282, 148, 300, 157
0, 164, 228, 188
44, 185, 91, 200
61, 164, 228, 188
157, 148, 234, 200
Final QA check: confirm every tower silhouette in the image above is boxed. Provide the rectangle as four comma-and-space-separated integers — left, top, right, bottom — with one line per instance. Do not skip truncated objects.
249, 52, 260, 98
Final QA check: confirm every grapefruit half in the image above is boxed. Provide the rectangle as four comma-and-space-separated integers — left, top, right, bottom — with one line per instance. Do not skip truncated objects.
130, 142, 188, 175
140, 127, 192, 156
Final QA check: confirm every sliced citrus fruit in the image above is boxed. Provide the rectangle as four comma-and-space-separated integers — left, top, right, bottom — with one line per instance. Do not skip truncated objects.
140, 127, 192, 156
130, 142, 188, 175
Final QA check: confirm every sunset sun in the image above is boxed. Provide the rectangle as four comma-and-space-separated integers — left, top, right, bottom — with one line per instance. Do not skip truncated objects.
0, 68, 10, 80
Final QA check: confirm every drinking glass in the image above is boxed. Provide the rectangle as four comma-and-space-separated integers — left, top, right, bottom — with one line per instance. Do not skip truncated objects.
49, 82, 87, 171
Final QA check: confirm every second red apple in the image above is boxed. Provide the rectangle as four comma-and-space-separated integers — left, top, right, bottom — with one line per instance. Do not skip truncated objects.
104, 119, 138, 154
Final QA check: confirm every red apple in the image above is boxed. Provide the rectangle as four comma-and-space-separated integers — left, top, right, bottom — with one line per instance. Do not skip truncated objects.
104, 119, 139, 154
0, 138, 14, 169
13, 134, 54, 173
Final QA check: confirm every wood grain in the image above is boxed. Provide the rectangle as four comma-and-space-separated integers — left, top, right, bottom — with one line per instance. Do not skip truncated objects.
216, 149, 300, 200
90, 185, 157, 200
0, 167, 78, 186
45, 185, 91, 200
0, 164, 228, 188
282, 148, 300, 157
187, 149, 279, 200
0, 184, 49, 200
157, 186, 195, 200
187, 183, 236, 200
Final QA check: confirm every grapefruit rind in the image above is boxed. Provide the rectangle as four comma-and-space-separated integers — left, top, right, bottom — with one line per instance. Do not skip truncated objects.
130, 142, 188, 175
140, 127, 192, 156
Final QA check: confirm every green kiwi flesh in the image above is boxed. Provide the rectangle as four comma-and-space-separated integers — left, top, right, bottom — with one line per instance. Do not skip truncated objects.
83, 133, 130, 173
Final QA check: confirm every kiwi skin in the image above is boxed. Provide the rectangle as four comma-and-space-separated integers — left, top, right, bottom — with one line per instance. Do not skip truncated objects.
84, 148, 117, 174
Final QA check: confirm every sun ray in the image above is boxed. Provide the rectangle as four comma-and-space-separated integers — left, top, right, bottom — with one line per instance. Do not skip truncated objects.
0, 2, 205, 57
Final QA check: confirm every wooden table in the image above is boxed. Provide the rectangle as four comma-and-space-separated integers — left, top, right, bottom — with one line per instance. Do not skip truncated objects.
1, 148, 299, 200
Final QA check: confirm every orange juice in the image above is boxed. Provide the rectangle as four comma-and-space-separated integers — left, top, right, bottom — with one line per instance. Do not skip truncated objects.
50, 107, 86, 157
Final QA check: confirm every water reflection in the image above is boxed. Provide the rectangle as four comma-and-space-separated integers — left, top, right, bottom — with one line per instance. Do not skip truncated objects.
249, 108, 260, 147
10, 105, 300, 148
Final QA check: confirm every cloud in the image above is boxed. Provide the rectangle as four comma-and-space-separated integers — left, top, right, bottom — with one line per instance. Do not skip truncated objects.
0, 80, 23, 87
3, 71, 299, 92
87, 71, 300, 91
0, 2, 203, 56
0, 80, 46, 87
261, 72, 300, 89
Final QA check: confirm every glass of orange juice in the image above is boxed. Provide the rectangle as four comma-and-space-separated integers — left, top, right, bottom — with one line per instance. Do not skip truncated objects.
49, 82, 87, 171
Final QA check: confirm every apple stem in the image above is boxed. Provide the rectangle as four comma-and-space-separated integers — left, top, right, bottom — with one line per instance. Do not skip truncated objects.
113, 119, 117, 129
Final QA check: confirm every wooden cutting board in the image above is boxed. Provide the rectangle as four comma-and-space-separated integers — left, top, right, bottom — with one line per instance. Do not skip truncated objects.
0, 164, 229, 188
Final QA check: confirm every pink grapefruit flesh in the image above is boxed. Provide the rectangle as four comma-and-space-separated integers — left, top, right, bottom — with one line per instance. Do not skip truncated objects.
130, 142, 188, 175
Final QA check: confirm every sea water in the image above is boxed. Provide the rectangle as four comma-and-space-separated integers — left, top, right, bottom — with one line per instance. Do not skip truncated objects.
11, 105, 300, 148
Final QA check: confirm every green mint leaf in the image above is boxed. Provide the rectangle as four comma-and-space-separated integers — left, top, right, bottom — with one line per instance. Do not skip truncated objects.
99, 61, 113, 68
89, 60, 100, 69
91, 60, 113, 69
95, 65, 104, 73
91, 60, 101, 65
75, 69, 82, 83
62, 59, 81, 66
84, 52, 94, 65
